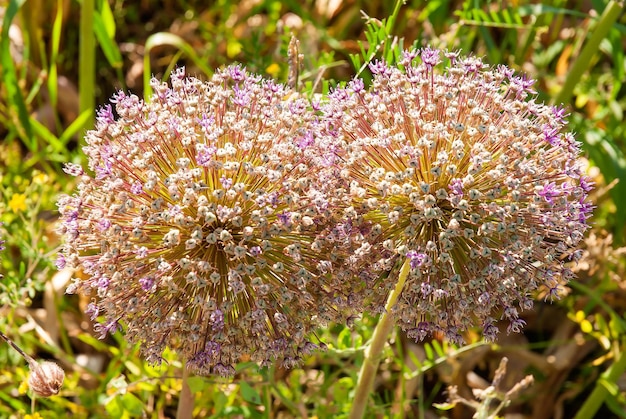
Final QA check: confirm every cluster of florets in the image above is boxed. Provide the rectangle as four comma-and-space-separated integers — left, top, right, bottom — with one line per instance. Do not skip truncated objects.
317, 47, 593, 343
57, 66, 350, 375
58, 48, 593, 374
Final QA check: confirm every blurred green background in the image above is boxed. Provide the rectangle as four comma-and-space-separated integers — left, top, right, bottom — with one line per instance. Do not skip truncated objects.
1, 0, 625, 417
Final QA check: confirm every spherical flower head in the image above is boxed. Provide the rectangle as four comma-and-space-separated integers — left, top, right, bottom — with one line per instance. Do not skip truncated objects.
323, 47, 592, 343
57, 66, 344, 375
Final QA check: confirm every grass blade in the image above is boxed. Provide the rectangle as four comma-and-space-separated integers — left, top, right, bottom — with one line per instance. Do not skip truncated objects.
1, 0, 34, 147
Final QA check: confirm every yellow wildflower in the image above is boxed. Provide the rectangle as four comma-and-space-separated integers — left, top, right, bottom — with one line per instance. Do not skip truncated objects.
266, 62, 281, 77
33, 172, 49, 185
9, 193, 27, 212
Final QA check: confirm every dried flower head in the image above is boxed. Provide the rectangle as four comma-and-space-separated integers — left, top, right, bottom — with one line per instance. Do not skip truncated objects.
58, 66, 344, 375
0, 331, 64, 397
28, 361, 65, 397
321, 48, 593, 343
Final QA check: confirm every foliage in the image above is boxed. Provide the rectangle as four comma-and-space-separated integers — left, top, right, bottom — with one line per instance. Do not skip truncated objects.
0, 0, 624, 417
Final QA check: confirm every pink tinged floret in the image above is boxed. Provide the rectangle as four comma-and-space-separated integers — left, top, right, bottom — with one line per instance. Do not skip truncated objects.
228, 64, 246, 81
510, 74, 537, 94
579, 176, 594, 193
197, 113, 214, 131
85, 302, 100, 320
449, 179, 464, 196
497, 64, 515, 79
96, 276, 110, 290
232, 84, 252, 106
444, 49, 460, 63
138, 276, 154, 291
97, 219, 111, 232
543, 125, 561, 146
537, 182, 561, 204
130, 181, 143, 195
209, 309, 224, 331
400, 49, 419, 66
297, 131, 315, 149
63, 163, 84, 176
406, 250, 427, 270
482, 319, 500, 342
552, 105, 569, 124
277, 211, 292, 226
507, 318, 527, 334
289, 100, 307, 115
55, 254, 66, 269
578, 201, 594, 223
347, 78, 365, 93
368, 60, 392, 77
420, 47, 441, 69
196, 144, 217, 166
96, 104, 115, 126
219, 176, 233, 189
94, 160, 112, 180
94, 319, 122, 339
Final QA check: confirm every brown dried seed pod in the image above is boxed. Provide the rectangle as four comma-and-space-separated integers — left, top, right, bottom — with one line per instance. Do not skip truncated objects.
28, 361, 65, 397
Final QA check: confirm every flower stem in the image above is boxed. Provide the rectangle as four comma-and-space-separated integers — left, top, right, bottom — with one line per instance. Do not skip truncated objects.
176, 362, 194, 419
553, 0, 624, 106
0, 330, 37, 368
573, 337, 626, 419
349, 258, 411, 419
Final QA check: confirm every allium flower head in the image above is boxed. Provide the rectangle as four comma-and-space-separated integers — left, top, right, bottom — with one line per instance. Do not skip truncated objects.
58, 66, 343, 375
321, 48, 592, 343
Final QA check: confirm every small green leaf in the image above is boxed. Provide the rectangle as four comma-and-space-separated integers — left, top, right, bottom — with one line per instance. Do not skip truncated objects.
240, 381, 262, 405
432, 339, 444, 357
93, 11, 123, 68
337, 326, 353, 349
424, 342, 434, 361
99, 0, 116, 38
433, 401, 457, 410
120, 393, 145, 416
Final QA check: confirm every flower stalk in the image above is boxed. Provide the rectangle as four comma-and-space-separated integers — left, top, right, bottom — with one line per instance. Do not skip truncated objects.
349, 258, 411, 419
176, 362, 194, 419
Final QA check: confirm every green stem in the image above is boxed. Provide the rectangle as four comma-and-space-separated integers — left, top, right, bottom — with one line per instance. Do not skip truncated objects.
176, 362, 194, 419
553, 1, 624, 106
79, 0, 95, 131
574, 338, 626, 419
349, 258, 411, 419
